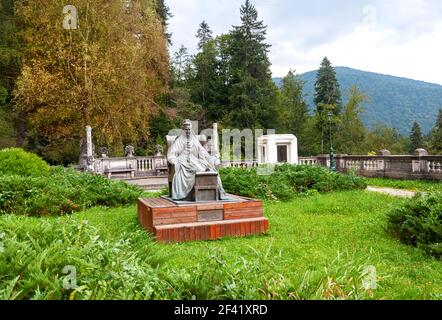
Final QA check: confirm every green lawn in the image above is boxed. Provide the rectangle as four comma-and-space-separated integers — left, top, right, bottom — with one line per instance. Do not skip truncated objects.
1, 191, 441, 300
366, 178, 442, 192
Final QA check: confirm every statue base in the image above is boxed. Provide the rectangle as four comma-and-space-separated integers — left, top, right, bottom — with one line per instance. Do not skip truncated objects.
137, 195, 269, 243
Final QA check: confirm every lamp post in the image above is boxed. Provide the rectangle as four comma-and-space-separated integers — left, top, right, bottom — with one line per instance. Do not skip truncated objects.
327, 112, 335, 172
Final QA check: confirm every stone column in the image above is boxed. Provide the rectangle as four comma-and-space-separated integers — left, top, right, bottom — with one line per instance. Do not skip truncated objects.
86, 126, 93, 158
212, 123, 220, 159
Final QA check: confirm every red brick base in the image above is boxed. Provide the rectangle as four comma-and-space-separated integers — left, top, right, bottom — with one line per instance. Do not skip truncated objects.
137, 196, 269, 243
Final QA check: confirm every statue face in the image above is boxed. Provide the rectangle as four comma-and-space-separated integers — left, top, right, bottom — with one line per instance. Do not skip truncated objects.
185, 127, 191, 139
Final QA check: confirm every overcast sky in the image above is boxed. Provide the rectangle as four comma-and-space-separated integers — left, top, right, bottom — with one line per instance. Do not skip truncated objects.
169, 0, 442, 85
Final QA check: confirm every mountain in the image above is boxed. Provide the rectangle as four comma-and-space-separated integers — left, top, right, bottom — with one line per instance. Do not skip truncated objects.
273, 67, 442, 135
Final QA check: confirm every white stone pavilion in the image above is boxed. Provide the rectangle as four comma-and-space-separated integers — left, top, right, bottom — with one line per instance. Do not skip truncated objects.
257, 134, 298, 165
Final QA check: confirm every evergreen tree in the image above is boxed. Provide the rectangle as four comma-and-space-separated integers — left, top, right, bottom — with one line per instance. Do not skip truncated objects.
172, 45, 192, 84
409, 121, 424, 153
279, 69, 310, 154
429, 108, 442, 154
314, 57, 342, 153
191, 39, 221, 127
314, 57, 342, 115
196, 21, 213, 50
155, 0, 173, 44
227, 0, 278, 129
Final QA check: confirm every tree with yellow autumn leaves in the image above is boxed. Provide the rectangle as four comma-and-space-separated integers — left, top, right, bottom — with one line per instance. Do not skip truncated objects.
12, 0, 169, 163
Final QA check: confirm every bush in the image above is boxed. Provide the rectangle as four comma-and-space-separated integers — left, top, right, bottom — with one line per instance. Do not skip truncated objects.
387, 192, 442, 259
0, 167, 144, 216
0, 148, 50, 177
220, 164, 367, 201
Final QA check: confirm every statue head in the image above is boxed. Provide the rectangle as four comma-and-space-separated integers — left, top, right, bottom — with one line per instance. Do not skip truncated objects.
182, 119, 193, 139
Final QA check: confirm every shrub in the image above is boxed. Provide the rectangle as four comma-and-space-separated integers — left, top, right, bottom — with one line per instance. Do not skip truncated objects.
387, 192, 442, 259
0, 167, 143, 216
220, 164, 367, 201
0, 148, 50, 177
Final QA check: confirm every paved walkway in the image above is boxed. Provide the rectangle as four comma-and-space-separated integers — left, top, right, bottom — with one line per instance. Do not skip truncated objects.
366, 186, 417, 198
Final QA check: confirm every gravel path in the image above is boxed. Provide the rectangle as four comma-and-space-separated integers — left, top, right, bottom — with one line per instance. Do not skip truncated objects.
366, 186, 417, 198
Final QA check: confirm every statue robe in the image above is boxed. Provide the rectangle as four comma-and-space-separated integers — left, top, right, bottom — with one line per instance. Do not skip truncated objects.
168, 133, 228, 201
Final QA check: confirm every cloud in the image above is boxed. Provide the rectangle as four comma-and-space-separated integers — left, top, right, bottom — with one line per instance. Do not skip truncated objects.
169, 0, 442, 85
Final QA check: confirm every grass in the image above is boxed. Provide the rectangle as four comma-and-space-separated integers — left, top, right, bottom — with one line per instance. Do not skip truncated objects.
366, 178, 442, 192
1, 191, 442, 300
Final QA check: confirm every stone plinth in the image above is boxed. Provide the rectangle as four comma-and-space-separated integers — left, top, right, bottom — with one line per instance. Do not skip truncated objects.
137, 195, 269, 243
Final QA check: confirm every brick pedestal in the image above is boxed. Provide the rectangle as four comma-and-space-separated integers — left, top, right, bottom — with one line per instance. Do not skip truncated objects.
137, 195, 269, 243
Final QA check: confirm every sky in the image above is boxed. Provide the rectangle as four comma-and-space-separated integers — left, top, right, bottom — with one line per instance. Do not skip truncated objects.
168, 0, 442, 85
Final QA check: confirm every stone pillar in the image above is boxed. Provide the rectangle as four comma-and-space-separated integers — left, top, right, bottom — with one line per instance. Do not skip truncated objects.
212, 123, 220, 159
414, 149, 429, 157
377, 149, 391, 156
414, 149, 429, 173
86, 126, 93, 158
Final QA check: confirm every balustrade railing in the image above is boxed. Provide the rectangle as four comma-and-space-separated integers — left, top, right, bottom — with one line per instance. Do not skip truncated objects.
222, 160, 258, 168
299, 155, 442, 180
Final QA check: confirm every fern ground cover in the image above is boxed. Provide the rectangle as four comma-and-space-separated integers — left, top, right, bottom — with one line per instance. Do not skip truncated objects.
1, 191, 441, 300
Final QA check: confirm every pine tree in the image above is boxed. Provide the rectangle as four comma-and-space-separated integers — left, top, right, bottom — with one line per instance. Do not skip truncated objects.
314, 57, 342, 115
227, 0, 277, 129
314, 57, 342, 153
172, 45, 192, 84
429, 108, 442, 154
196, 21, 213, 50
279, 70, 310, 154
409, 122, 424, 153
191, 39, 221, 127
155, 0, 173, 44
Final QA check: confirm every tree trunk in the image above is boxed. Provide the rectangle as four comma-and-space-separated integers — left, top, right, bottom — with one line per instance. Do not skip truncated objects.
16, 111, 27, 147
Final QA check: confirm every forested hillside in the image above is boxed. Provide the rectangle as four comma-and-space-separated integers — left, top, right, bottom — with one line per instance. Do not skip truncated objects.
274, 67, 442, 134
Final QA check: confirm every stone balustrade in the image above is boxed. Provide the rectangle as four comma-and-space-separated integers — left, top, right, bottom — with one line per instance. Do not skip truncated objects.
221, 160, 259, 169
299, 157, 318, 166
92, 156, 168, 178
299, 151, 442, 180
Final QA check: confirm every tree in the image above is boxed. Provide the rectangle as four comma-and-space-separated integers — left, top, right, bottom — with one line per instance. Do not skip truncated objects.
314, 57, 342, 153
196, 21, 213, 50
155, 0, 173, 44
13, 0, 169, 164
334, 86, 367, 154
429, 108, 442, 154
191, 39, 221, 127
314, 57, 342, 115
364, 124, 409, 155
279, 69, 310, 154
409, 122, 424, 153
172, 45, 192, 84
0, 0, 22, 147
227, 0, 278, 129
